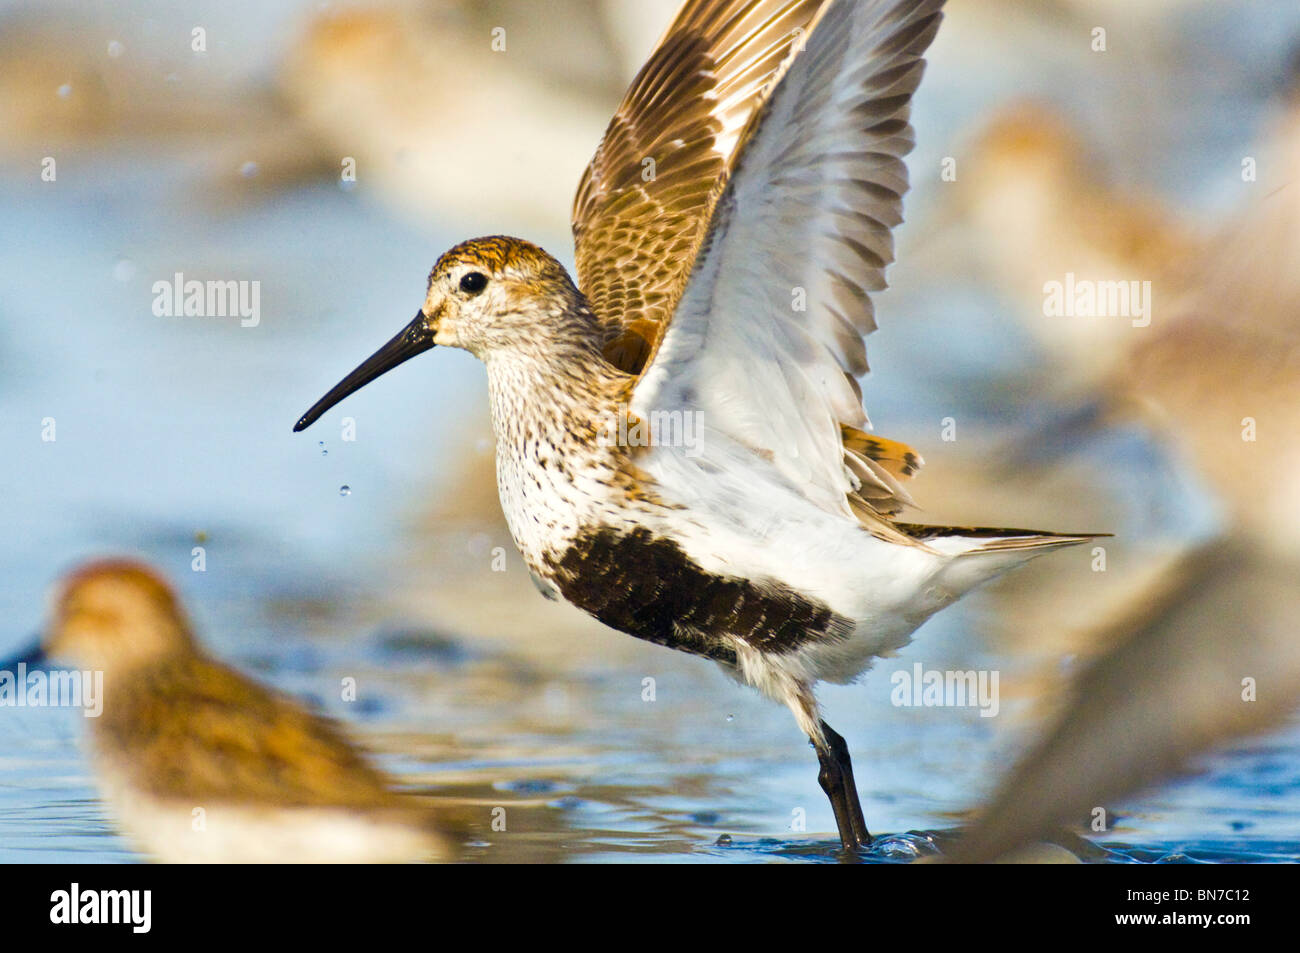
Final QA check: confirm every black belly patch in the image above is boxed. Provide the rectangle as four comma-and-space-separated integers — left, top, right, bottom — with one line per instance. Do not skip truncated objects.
545, 526, 853, 665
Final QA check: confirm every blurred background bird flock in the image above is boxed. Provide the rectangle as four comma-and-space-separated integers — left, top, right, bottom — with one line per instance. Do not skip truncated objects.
2, 0, 1299, 863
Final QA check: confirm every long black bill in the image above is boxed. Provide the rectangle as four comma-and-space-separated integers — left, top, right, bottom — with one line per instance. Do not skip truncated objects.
0, 638, 47, 671
293, 309, 435, 432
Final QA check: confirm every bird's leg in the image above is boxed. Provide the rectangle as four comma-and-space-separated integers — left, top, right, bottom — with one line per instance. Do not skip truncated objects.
814, 720, 871, 850
814, 739, 856, 851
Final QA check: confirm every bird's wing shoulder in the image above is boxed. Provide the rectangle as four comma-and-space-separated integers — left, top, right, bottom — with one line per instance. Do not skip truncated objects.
630, 0, 943, 531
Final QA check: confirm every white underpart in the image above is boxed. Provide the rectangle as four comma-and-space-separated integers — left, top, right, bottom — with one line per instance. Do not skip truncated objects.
488, 355, 1057, 745
632, 432, 1046, 739
94, 759, 440, 864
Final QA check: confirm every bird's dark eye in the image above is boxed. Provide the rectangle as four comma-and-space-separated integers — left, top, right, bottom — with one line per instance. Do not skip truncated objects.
459, 272, 488, 294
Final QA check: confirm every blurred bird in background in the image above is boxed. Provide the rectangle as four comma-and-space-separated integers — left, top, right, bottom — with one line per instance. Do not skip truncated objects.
940, 50, 1300, 861
3, 560, 456, 863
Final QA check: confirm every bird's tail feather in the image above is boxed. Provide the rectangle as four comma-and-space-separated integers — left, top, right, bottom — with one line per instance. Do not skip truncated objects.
897, 524, 1107, 594
898, 523, 1105, 553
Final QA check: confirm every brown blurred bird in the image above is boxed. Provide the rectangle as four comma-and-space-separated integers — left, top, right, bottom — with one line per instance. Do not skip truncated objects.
278, 3, 623, 232
5, 559, 452, 863
950, 101, 1201, 391
1114, 84, 1300, 559
953, 543, 1300, 863
951, 91, 1300, 556
944, 78, 1300, 861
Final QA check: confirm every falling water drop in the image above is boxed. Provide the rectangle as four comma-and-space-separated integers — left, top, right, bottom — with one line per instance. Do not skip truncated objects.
56, 83, 72, 99
339, 485, 351, 497
319, 441, 327, 456
107, 40, 124, 58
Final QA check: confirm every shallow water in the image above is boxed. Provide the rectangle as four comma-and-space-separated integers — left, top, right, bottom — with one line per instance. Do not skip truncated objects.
4, 607, 1300, 863
3, 0, 1300, 863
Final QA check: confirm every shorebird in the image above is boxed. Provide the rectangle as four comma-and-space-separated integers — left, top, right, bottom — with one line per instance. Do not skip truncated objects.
953, 542, 1300, 863
950, 102, 1200, 391
295, 0, 1096, 851
280, 4, 618, 230
953, 87, 1300, 557
2, 559, 450, 863
947, 74, 1300, 860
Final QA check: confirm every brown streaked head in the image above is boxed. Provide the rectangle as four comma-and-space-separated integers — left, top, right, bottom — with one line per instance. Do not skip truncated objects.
294, 235, 586, 432
44, 559, 197, 674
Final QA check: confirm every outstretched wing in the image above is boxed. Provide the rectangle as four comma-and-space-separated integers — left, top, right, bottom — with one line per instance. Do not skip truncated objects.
572, 0, 829, 374
630, 0, 942, 529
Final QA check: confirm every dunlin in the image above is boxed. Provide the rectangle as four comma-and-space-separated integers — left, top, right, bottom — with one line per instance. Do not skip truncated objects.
3, 560, 450, 863
949, 79, 1300, 859
295, 0, 1097, 851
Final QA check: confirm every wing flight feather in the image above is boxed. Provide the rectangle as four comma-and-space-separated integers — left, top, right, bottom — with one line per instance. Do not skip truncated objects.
628, 0, 944, 529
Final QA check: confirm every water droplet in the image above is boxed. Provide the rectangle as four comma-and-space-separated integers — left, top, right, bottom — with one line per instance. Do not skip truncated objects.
318, 441, 327, 456
725, 714, 734, 723
107, 40, 124, 58
240, 161, 259, 178
338, 485, 351, 496
56, 83, 72, 99
475, 437, 492, 455
112, 258, 136, 282
715, 834, 732, 847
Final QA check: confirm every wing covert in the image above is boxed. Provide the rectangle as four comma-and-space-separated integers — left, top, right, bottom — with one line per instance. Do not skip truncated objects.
572, 0, 829, 372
